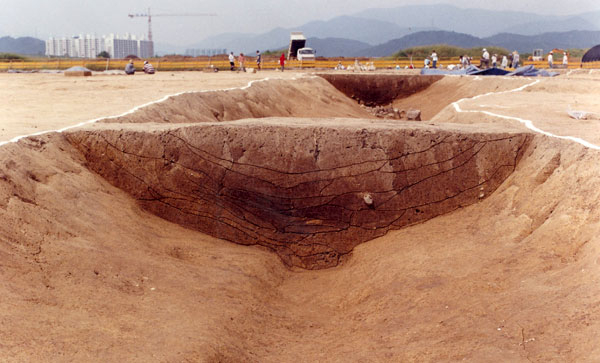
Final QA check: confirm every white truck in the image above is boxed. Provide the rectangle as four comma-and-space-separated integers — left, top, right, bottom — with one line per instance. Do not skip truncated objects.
287, 32, 315, 61
531, 49, 543, 61
297, 47, 316, 61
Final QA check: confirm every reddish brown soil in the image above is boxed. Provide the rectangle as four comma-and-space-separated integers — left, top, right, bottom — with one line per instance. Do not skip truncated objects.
67, 120, 529, 269
2, 73, 600, 362
318, 73, 443, 106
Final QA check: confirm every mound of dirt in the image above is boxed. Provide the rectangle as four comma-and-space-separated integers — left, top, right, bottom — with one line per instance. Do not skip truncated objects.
103, 77, 373, 124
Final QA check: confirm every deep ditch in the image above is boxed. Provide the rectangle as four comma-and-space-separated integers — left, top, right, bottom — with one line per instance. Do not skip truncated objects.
66, 74, 531, 269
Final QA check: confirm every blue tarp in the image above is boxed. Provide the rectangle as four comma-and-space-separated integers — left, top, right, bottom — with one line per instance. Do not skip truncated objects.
506, 65, 558, 77
420, 64, 558, 77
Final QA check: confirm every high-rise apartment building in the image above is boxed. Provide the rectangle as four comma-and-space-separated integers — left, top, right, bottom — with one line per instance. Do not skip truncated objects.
45, 33, 154, 59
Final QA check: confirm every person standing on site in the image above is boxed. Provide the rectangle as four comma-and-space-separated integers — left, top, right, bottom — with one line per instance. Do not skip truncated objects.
548, 52, 554, 69
256, 50, 262, 70
512, 51, 520, 68
238, 53, 246, 72
228, 52, 235, 71
501, 54, 508, 69
431, 50, 438, 68
562, 52, 568, 67
461, 54, 469, 69
279, 53, 285, 71
481, 48, 490, 68
491, 53, 498, 68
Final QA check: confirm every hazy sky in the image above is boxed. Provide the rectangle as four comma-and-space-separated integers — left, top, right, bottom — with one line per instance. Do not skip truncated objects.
1, 0, 599, 46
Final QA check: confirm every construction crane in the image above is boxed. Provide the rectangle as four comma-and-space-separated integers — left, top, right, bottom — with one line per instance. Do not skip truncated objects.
128, 8, 216, 42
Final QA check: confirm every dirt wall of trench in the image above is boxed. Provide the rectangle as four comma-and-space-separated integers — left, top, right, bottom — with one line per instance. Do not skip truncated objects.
318, 74, 444, 107
67, 120, 531, 269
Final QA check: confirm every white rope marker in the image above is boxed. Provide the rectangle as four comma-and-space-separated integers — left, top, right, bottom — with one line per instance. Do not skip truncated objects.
451, 78, 600, 150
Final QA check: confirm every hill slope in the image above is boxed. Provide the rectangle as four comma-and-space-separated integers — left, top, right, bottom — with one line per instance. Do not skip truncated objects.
354, 30, 600, 57
0, 36, 45, 55
355, 4, 600, 38
304, 37, 370, 57
355, 31, 485, 57
182, 5, 600, 56
486, 31, 600, 53
186, 15, 436, 54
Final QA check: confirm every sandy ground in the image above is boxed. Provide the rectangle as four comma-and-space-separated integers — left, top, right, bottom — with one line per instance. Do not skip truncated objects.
0, 70, 305, 142
431, 73, 600, 146
2, 70, 600, 362
4, 69, 598, 146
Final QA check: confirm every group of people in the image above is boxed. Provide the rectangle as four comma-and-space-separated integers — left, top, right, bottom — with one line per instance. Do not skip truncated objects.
124, 59, 155, 75
459, 49, 521, 69
229, 52, 249, 71
122, 47, 567, 74
423, 49, 523, 70
423, 50, 439, 69
124, 50, 287, 75
478, 49, 521, 69
228, 51, 286, 71
547, 51, 568, 68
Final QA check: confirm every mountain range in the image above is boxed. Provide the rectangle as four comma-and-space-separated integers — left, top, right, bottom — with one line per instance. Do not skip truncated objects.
354, 4, 600, 37
179, 4, 600, 54
183, 16, 435, 54
0, 36, 45, 55
2, 4, 600, 57
351, 30, 600, 57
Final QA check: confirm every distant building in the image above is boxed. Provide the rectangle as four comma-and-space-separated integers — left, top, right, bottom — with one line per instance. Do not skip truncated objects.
45, 33, 154, 59
46, 36, 79, 57
104, 33, 138, 59
138, 40, 154, 59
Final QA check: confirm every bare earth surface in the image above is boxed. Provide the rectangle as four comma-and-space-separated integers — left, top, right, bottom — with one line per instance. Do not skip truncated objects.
0, 71, 302, 142
2, 69, 600, 362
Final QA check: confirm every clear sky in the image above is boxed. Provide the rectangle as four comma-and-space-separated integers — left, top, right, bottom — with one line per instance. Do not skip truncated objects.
1, 0, 599, 45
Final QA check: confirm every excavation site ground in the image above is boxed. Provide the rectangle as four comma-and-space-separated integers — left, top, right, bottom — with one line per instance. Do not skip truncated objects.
2, 70, 600, 362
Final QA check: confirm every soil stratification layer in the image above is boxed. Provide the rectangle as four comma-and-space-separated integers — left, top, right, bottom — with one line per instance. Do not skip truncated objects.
67, 120, 530, 269
318, 73, 443, 106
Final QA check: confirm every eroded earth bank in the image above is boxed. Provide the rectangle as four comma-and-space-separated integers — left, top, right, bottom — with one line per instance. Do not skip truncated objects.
2, 74, 600, 362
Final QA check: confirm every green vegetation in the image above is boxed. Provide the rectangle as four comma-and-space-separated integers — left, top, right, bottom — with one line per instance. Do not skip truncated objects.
262, 49, 287, 56
390, 45, 511, 59
0, 53, 27, 60
96, 51, 110, 59
565, 48, 587, 58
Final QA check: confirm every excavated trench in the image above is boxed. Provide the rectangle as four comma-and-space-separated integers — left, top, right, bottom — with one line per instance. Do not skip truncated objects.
65, 76, 531, 269
318, 73, 444, 106
4, 74, 600, 361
